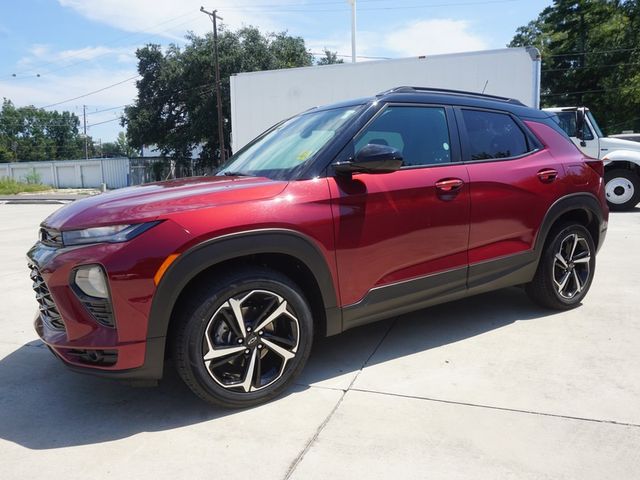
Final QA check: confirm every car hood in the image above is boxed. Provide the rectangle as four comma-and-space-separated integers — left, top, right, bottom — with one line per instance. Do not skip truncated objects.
601, 136, 640, 153
43, 176, 288, 230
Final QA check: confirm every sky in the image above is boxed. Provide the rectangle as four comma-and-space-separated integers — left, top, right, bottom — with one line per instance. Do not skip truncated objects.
0, 0, 552, 142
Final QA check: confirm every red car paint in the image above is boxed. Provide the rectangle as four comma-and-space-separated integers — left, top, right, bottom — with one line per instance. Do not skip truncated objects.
27, 90, 608, 379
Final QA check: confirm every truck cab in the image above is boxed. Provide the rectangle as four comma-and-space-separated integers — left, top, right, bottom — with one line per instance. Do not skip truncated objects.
544, 106, 640, 210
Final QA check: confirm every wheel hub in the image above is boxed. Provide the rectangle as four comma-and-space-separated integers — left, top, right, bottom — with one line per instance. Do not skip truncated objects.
606, 177, 635, 205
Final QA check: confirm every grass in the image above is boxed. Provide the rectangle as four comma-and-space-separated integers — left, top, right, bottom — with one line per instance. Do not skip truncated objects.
0, 178, 52, 195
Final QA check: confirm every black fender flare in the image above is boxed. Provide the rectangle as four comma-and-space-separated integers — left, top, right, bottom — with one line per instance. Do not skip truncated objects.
146, 228, 340, 342
534, 192, 606, 255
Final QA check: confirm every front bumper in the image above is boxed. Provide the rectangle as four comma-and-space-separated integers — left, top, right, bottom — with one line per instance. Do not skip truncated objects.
27, 220, 189, 380
38, 319, 165, 382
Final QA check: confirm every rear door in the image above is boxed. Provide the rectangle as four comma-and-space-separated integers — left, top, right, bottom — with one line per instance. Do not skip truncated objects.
457, 107, 565, 289
328, 104, 470, 326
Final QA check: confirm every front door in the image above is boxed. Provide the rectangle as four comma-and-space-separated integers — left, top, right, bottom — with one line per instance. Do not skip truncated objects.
328, 104, 470, 327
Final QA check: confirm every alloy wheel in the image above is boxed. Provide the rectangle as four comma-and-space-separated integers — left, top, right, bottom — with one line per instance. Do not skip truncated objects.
202, 289, 300, 393
552, 233, 591, 299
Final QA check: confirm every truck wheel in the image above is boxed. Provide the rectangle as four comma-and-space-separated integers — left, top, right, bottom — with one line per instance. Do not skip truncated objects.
526, 222, 596, 310
171, 267, 313, 408
605, 169, 640, 211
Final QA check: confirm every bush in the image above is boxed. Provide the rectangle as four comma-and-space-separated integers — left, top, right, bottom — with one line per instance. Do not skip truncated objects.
0, 177, 51, 194
23, 168, 42, 185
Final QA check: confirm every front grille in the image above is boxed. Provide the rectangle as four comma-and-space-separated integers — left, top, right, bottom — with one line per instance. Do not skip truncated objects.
40, 227, 63, 247
29, 264, 65, 331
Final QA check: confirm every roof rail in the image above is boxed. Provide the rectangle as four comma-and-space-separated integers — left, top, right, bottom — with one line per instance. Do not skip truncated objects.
378, 86, 526, 106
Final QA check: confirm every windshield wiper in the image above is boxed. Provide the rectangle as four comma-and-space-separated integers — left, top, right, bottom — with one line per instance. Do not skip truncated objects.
221, 171, 252, 177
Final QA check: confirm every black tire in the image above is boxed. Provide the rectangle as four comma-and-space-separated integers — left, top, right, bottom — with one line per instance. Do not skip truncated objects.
526, 222, 596, 310
171, 267, 314, 408
604, 168, 640, 211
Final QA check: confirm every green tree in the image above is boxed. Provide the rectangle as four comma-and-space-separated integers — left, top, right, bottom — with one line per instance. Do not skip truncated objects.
123, 26, 314, 169
117, 131, 136, 157
102, 132, 137, 157
510, 0, 640, 134
316, 49, 344, 65
0, 98, 90, 161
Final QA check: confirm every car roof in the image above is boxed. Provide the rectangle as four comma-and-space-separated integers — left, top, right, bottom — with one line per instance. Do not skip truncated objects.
309, 86, 548, 119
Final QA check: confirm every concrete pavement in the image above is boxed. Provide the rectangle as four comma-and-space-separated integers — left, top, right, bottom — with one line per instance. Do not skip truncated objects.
1, 204, 639, 479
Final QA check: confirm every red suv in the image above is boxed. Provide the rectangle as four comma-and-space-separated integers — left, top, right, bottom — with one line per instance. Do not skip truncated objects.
28, 87, 608, 407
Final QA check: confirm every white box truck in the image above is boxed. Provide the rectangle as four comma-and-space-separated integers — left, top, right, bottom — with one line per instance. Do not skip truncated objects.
543, 107, 640, 210
229, 47, 639, 210
229, 47, 541, 152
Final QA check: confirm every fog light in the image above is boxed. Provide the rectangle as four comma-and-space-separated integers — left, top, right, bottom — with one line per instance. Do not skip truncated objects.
74, 265, 109, 299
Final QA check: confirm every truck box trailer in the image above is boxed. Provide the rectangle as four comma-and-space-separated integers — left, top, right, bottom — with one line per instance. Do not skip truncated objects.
229, 47, 541, 151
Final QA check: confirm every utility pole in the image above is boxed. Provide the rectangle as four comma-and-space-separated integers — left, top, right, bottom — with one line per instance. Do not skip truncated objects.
200, 6, 226, 164
348, 0, 357, 63
83, 104, 88, 159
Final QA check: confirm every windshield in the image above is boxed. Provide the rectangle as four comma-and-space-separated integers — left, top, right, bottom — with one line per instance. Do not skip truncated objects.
587, 111, 604, 138
218, 105, 362, 180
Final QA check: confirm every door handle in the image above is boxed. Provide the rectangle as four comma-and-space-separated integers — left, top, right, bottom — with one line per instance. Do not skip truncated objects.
435, 178, 464, 193
537, 168, 558, 183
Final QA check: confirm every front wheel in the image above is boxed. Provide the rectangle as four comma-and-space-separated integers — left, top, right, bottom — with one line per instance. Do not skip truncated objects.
526, 223, 596, 310
171, 267, 314, 408
605, 168, 640, 211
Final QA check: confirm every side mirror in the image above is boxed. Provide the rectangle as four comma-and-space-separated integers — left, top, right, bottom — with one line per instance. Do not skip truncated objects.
334, 144, 403, 175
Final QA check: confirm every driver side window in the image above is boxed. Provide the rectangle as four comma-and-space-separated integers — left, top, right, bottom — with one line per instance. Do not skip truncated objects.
354, 106, 452, 167
556, 111, 594, 140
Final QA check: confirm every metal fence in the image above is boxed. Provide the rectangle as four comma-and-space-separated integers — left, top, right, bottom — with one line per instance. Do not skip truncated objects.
0, 158, 130, 189
1, 157, 213, 189
129, 157, 212, 185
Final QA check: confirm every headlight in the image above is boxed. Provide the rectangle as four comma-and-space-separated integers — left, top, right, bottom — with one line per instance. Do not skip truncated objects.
74, 265, 109, 299
62, 221, 159, 246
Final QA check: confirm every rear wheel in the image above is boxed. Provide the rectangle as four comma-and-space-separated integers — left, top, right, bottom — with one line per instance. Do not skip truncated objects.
605, 168, 640, 211
526, 223, 596, 310
172, 267, 313, 408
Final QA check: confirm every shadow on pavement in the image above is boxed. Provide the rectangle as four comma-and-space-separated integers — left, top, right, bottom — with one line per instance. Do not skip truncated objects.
0, 287, 557, 450
613, 206, 640, 214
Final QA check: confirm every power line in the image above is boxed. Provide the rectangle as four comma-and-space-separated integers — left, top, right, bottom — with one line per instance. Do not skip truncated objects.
221, 0, 522, 12
1, 122, 83, 128
309, 51, 391, 60
40, 75, 140, 109
85, 105, 128, 116
546, 47, 639, 58
542, 62, 640, 73
6, 83, 213, 124
87, 117, 124, 128
3, 114, 125, 129
191, 0, 519, 9
608, 116, 640, 129
541, 86, 628, 97
342, 0, 525, 9
87, 85, 218, 127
